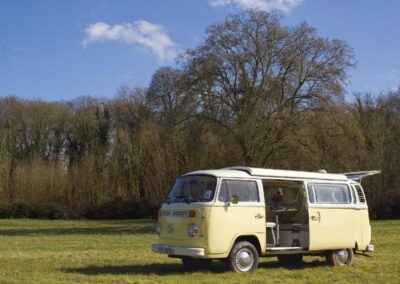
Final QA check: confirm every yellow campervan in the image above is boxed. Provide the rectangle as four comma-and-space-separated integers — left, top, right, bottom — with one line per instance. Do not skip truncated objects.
152, 167, 378, 272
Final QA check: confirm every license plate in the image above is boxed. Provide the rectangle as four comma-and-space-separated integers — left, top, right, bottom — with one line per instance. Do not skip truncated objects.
159, 247, 174, 254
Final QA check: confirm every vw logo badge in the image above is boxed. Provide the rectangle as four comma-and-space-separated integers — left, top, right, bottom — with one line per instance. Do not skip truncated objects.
167, 223, 174, 233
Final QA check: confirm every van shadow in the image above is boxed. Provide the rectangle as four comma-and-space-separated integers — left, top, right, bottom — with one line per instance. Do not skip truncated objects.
259, 259, 327, 270
63, 259, 327, 276
63, 262, 227, 276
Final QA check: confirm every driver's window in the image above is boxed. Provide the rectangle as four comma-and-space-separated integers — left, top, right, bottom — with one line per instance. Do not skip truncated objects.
218, 180, 259, 202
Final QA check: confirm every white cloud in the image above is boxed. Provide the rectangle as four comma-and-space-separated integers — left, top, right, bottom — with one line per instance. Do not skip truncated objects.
82, 20, 178, 62
209, 0, 303, 13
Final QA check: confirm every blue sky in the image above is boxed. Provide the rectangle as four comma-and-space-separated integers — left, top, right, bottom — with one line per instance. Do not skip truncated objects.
1, 0, 399, 101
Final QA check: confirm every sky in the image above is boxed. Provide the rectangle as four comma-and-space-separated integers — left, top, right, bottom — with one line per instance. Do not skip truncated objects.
1, 0, 399, 101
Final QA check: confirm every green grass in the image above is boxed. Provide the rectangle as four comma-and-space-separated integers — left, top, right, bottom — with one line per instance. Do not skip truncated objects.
0, 219, 399, 283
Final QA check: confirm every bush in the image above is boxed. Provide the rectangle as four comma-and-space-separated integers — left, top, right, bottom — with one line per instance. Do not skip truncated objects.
0, 203, 13, 218
34, 203, 71, 219
0, 199, 156, 220
87, 198, 155, 219
13, 201, 36, 218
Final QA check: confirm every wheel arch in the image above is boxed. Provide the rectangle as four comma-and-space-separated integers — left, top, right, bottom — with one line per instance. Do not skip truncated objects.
233, 235, 262, 256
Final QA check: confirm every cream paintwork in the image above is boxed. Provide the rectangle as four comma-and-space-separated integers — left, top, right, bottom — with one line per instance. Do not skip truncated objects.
158, 203, 208, 249
207, 205, 266, 256
154, 167, 374, 260
359, 209, 371, 249
308, 207, 357, 250
157, 203, 266, 258
308, 206, 371, 251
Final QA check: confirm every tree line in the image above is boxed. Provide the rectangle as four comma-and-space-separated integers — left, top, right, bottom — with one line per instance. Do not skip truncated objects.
0, 11, 398, 219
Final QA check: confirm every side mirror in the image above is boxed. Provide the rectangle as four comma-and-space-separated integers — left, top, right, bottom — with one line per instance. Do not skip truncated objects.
231, 195, 239, 204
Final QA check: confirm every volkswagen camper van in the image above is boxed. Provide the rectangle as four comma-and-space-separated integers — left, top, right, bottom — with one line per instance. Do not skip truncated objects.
152, 167, 378, 272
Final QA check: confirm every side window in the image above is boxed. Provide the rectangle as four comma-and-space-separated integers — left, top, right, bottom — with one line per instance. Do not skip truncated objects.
307, 183, 351, 204
218, 180, 259, 202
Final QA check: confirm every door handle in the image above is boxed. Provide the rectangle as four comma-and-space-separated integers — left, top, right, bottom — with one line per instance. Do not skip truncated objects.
255, 213, 264, 219
310, 212, 320, 222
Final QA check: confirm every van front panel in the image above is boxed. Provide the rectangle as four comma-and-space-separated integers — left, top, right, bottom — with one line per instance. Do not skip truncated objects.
157, 203, 210, 250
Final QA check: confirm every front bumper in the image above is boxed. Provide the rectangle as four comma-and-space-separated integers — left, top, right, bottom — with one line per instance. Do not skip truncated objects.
152, 244, 205, 257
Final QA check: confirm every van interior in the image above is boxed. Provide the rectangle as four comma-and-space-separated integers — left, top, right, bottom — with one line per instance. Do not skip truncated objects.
263, 180, 309, 251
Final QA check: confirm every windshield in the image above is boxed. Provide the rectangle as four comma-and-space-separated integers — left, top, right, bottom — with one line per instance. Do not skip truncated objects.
166, 175, 217, 203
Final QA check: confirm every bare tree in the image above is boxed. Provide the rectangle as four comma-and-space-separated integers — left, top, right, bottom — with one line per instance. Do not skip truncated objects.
183, 11, 355, 165
147, 66, 193, 126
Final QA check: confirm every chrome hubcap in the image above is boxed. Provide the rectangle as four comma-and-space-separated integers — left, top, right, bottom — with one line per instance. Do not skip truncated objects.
336, 249, 349, 264
235, 248, 254, 272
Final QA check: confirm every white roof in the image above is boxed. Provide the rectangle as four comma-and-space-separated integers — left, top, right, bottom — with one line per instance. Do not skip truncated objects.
183, 169, 250, 178
183, 166, 348, 181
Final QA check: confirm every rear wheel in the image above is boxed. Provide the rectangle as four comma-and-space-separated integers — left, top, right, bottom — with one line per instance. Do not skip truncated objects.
327, 249, 353, 266
277, 254, 303, 267
181, 257, 211, 271
228, 241, 259, 273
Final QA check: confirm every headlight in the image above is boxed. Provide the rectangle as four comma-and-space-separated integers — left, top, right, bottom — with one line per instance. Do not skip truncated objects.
156, 223, 161, 235
187, 223, 198, 237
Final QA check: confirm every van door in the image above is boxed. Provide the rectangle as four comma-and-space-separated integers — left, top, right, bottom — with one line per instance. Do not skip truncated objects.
307, 182, 356, 250
207, 179, 266, 255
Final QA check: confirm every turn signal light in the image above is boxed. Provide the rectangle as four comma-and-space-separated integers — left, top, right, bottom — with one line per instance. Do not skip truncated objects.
188, 210, 196, 218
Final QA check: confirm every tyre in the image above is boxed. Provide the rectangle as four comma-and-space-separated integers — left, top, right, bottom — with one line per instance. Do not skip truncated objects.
228, 241, 259, 273
277, 254, 303, 267
327, 248, 354, 266
181, 257, 211, 271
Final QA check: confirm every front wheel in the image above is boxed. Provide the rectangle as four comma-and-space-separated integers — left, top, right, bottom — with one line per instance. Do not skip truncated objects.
327, 248, 354, 266
228, 241, 259, 273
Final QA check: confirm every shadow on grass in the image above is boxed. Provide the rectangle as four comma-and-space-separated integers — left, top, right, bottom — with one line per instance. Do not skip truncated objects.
63, 262, 227, 276
63, 259, 328, 276
0, 224, 155, 236
259, 259, 327, 270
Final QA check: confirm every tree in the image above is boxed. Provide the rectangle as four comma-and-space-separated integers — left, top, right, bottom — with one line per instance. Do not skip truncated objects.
147, 66, 193, 126
182, 11, 355, 166
352, 91, 400, 218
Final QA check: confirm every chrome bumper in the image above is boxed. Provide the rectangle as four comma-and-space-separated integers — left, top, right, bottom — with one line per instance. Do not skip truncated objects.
152, 244, 205, 256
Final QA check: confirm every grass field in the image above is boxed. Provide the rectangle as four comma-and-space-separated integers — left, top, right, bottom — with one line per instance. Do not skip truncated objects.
0, 219, 399, 284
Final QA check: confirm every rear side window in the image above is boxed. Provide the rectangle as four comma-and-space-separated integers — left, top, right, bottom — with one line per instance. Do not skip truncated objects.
218, 180, 259, 202
307, 183, 351, 204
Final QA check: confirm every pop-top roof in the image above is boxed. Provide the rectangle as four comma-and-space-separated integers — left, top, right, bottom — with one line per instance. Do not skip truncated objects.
224, 166, 348, 181
342, 170, 381, 181
183, 166, 349, 181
